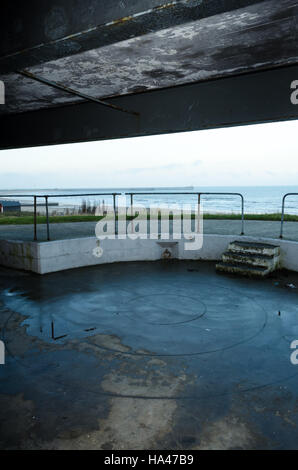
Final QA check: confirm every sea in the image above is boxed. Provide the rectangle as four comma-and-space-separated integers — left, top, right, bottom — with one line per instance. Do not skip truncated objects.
1, 186, 298, 214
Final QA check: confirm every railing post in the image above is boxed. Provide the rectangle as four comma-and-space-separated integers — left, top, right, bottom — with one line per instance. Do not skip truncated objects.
45, 196, 50, 241
130, 194, 134, 235
113, 193, 118, 236
33, 196, 37, 241
197, 193, 201, 233
280, 194, 287, 239
240, 194, 244, 235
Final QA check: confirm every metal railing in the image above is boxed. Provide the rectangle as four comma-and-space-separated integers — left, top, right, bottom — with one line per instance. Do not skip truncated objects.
0, 194, 38, 238
126, 191, 245, 235
4, 190, 298, 242
0, 193, 121, 241
0, 191, 245, 241
280, 192, 298, 239
39, 192, 120, 241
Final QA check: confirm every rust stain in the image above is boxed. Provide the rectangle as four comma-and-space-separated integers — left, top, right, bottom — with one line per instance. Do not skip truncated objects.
154, 0, 191, 12
154, 2, 178, 12
109, 16, 133, 27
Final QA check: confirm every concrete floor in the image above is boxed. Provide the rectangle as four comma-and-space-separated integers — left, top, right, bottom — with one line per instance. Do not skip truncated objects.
1, 260, 298, 449
1, 219, 298, 242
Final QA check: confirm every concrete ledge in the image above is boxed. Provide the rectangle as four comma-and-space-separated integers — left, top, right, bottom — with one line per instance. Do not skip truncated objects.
0, 234, 298, 274
0, 239, 40, 272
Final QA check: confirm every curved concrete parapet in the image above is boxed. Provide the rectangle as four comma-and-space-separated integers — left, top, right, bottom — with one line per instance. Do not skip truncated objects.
0, 234, 298, 274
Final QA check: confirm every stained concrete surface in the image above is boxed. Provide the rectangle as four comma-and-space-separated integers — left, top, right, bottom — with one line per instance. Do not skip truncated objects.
1, 0, 297, 116
1, 260, 298, 449
0, 219, 297, 242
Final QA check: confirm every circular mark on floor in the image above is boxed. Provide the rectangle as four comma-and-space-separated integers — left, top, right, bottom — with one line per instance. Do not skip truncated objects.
3, 282, 268, 357
4, 269, 298, 401
122, 294, 207, 325
84, 284, 268, 357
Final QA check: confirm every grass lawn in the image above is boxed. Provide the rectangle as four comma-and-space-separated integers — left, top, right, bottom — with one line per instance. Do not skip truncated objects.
0, 215, 105, 225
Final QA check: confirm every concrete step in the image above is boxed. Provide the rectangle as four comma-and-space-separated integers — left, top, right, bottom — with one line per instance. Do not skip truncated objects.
222, 250, 279, 268
216, 261, 271, 277
228, 240, 280, 257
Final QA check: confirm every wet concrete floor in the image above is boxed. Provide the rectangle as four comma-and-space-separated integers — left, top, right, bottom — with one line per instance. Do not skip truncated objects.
1, 260, 298, 449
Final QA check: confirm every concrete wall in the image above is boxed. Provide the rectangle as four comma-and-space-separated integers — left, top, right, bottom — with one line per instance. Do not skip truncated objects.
0, 234, 298, 274
0, 239, 39, 272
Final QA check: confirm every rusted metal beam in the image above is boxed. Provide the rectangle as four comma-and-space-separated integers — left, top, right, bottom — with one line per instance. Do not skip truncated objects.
0, 0, 265, 73
17, 70, 139, 116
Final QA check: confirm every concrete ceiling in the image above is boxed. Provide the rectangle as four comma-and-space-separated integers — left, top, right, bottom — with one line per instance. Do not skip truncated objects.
1, 0, 297, 116
0, 0, 298, 150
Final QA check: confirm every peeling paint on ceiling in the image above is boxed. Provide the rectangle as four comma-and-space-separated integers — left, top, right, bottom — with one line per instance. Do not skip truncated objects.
0, 0, 297, 116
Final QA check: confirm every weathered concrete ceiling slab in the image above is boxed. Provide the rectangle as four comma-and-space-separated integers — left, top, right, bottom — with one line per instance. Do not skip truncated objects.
1, 64, 298, 150
0, 0, 297, 150
0, 0, 264, 73
1, 0, 297, 116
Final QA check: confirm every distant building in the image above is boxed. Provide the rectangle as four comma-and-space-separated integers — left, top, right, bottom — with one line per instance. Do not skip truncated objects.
0, 200, 21, 213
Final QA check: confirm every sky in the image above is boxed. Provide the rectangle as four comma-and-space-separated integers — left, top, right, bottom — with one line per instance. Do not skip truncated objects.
0, 119, 298, 189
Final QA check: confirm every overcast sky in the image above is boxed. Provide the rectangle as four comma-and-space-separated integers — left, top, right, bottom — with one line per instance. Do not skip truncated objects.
0, 120, 297, 189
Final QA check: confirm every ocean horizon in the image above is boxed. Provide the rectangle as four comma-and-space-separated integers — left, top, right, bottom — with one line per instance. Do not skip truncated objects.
1, 185, 298, 214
